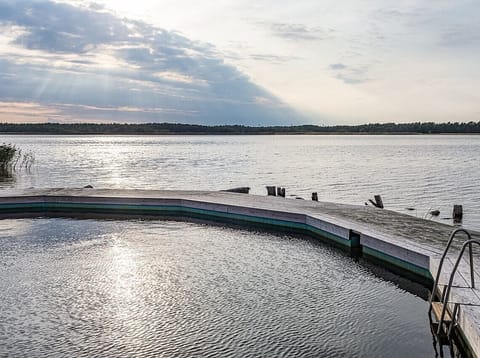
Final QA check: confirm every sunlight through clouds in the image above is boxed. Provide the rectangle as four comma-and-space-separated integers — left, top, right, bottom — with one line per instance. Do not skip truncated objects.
0, 0, 302, 125
1, 0, 479, 124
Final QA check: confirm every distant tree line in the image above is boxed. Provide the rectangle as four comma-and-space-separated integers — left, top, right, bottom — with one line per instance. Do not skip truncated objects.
1, 121, 480, 134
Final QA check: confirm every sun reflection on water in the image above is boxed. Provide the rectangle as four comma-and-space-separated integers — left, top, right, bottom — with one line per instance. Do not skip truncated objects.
0, 218, 440, 357
108, 235, 139, 301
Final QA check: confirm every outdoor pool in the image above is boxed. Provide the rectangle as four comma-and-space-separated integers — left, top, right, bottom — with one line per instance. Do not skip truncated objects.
0, 218, 452, 357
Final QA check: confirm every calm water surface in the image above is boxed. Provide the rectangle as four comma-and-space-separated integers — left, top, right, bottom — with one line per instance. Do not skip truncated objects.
0, 218, 439, 357
1, 134, 479, 229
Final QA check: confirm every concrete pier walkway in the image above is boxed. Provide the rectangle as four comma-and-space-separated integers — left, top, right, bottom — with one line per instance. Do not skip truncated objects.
1, 188, 479, 356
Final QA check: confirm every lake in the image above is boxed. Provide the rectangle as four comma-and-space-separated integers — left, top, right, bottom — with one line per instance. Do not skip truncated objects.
1, 134, 479, 230
1, 134, 475, 357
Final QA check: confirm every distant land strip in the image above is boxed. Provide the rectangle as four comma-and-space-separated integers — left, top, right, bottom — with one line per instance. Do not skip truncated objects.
1, 122, 480, 135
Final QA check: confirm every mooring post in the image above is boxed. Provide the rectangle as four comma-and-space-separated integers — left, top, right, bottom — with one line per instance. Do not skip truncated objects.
266, 186, 276, 196
374, 195, 384, 209
368, 195, 384, 208
453, 205, 463, 223
312, 192, 318, 201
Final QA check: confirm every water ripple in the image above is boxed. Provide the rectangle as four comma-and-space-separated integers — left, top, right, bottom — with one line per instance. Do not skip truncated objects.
2, 134, 480, 230
0, 218, 440, 357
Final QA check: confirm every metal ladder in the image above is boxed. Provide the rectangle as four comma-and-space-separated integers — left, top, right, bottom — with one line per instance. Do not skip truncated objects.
429, 228, 478, 337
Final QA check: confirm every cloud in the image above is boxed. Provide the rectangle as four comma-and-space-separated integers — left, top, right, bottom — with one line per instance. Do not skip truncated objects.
249, 53, 300, 64
261, 22, 333, 41
0, 101, 63, 122
0, 0, 305, 125
220, 40, 300, 64
439, 28, 480, 48
329, 63, 370, 85
373, 3, 480, 51
1, 1, 130, 53
329, 63, 347, 70
334, 73, 368, 85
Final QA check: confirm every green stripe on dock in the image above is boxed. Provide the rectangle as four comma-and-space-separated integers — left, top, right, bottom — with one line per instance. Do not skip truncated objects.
0, 201, 352, 248
363, 246, 432, 283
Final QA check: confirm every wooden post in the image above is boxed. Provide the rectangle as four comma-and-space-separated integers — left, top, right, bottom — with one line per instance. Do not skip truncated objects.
453, 205, 463, 223
374, 195, 384, 209
368, 195, 384, 208
222, 187, 250, 194
277, 187, 282, 197
312, 192, 318, 201
266, 186, 276, 196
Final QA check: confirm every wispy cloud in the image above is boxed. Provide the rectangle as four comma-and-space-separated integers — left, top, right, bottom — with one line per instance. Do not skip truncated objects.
260, 21, 334, 41
0, 101, 63, 122
249, 53, 300, 64
439, 27, 480, 48
329, 63, 347, 70
329, 63, 370, 85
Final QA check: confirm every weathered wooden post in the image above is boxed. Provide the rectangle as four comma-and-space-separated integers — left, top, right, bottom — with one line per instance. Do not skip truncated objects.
222, 187, 250, 194
374, 195, 384, 209
266, 186, 276, 196
453, 205, 463, 223
368, 195, 384, 209
312, 192, 318, 201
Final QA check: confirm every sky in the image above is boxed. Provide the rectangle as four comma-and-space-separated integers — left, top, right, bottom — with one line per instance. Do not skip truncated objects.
0, 0, 479, 125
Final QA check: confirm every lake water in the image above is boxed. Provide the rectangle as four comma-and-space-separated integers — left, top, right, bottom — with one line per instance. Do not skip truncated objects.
0, 218, 440, 357
1, 134, 479, 230
0, 134, 473, 357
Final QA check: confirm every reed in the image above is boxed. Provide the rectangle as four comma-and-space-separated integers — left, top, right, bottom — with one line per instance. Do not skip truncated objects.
0, 143, 34, 176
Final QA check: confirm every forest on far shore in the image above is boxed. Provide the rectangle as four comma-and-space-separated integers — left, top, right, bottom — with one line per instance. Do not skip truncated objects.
1, 121, 480, 134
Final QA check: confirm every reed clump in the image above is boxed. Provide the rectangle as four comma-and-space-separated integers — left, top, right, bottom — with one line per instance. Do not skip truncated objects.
0, 143, 34, 176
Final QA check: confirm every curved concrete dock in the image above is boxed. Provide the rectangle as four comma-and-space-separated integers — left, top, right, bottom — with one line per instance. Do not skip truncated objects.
1, 188, 479, 356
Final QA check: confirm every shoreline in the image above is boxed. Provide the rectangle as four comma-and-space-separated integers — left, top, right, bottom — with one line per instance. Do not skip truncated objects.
2, 131, 480, 136
1, 121, 480, 135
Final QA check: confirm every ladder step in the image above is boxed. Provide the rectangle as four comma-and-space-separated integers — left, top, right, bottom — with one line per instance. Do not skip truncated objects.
431, 302, 452, 322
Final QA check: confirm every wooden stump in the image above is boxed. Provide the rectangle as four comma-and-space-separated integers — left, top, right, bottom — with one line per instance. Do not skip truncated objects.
453, 205, 463, 223
369, 195, 384, 209
266, 186, 276, 196
374, 195, 384, 209
222, 187, 250, 194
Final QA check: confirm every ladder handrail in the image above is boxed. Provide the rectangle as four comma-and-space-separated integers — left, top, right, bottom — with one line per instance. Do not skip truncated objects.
437, 239, 480, 335
429, 228, 472, 309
